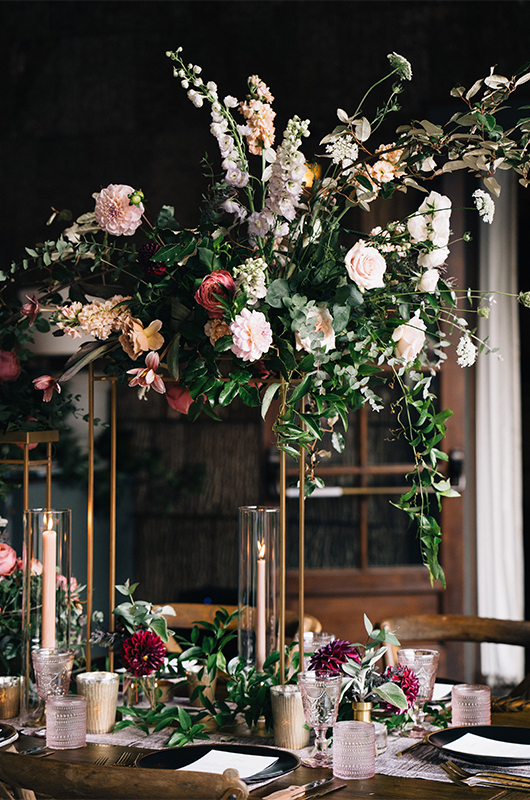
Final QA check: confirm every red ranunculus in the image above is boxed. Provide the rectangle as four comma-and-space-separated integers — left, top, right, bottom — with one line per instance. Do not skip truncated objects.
194, 270, 235, 319
0, 351, 21, 385
0, 543, 17, 577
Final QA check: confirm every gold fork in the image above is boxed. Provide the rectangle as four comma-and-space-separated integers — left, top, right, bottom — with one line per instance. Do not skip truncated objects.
441, 760, 530, 792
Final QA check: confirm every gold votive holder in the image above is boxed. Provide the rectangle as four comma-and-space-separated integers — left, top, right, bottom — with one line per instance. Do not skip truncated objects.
0, 676, 21, 719
76, 671, 119, 734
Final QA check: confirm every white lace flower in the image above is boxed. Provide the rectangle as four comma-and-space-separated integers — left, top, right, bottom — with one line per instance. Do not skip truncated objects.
325, 134, 359, 167
456, 334, 477, 367
473, 189, 495, 224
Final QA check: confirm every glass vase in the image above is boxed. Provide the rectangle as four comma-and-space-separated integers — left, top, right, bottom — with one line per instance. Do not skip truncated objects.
238, 506, 280, 671
21, 509, 72, 722
122, 673, 160, 710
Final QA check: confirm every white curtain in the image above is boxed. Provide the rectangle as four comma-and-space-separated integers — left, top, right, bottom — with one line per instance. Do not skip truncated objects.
476, 171, 525, 685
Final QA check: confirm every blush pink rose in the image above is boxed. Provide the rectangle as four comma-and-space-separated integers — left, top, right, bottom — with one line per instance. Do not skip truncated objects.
345, 241, 387, 292
195, 271, 236, 319
0, 543, 17, 576
0, 350, 21, 384
230, 308, 273, 362
166, 384, 194, 414
295, 306, 336, 353
392, 310, 427, 363
94, 184, 144, 236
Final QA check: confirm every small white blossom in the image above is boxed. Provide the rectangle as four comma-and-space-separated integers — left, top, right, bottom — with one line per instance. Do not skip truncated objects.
234, 257, 268, 305
473, 189, 495, 224
224, 95, 239, 108
456, 334, 477, 367
326, 134, 359, 168
387, 52, 412, 81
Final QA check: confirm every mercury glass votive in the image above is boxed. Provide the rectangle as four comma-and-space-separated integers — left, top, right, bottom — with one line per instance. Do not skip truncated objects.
270, 684, 311, 749
0, 676, 21, 719
76, 672, 119, 734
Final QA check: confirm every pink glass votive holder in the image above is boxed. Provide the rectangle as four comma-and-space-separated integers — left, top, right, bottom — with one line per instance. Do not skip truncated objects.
31, 648, 75, 700
46, 694, 86, 749
451, 683, 491, 727
332, 720, 375, 780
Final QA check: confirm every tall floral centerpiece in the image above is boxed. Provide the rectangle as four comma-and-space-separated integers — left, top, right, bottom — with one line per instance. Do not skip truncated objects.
2, 51, 530, 583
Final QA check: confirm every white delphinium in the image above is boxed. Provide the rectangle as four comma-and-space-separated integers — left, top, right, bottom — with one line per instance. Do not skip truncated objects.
326, 133, 359, 173
473, 189, 495, 224
265, 115, 310, 222
456, 334, 478, 367
233, 257, 268, 305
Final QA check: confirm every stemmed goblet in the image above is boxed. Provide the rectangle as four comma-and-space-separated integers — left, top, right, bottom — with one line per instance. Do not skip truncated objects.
397, 648, 440, 738
297, 671, 342, 767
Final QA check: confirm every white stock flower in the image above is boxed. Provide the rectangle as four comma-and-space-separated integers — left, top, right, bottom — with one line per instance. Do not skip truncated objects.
456, 334, 478, 367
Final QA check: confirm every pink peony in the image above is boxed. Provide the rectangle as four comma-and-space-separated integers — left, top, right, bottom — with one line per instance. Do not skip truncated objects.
0, 350, 21, 385
345, 241, 387, 292
94, 184, 144, 236
33, 375, 61, 402
392, 310, 427, 363
230, 308, 273, 362
166, 383, 194, 414
0, 543, 17, 576
195, 271, 236, 319
127, 351, 166, 394
295, 306, 336, 353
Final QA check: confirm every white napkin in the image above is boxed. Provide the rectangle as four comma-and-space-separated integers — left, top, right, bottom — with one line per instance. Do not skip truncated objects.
178, 749, 279, 779
432, 683, 452, 702
443, 732, 530, 759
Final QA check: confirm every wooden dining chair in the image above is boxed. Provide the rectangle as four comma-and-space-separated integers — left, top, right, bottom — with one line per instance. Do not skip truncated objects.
379, 613, 530, 684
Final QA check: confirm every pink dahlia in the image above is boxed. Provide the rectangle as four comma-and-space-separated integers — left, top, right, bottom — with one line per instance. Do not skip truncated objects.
0, 350, 21, 385
380, 664, 420, 713
195, 271, 236, 319
94, 184, 144, 236
309, 639, 361, 673
230, 308, 273, 362
121, 630, 166, 677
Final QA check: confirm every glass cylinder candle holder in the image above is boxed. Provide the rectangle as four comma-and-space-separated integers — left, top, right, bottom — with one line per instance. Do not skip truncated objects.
46, 694, 86, 749
451, 683, 491, 727
238, 506, 279, 671
21, 509, 72, 721
332, 720, 376, 780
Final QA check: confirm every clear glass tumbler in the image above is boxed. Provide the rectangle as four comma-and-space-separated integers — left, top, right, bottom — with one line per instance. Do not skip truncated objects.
46, 694, 86, 749
332, 720, 376, 779
298, 671, 342, 767
451, 683, 491, 726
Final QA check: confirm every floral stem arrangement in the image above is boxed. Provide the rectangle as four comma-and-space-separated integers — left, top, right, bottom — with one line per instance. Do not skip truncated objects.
2, 50, 530, 582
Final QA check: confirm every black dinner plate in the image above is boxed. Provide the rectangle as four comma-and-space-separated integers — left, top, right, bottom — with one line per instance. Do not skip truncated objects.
138, 743, 300, 784
427, 725, 530, 766
0, 724, 19, 748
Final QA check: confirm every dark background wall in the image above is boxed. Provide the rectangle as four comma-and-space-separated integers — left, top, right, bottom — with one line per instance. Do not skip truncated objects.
2, 0, 530, 606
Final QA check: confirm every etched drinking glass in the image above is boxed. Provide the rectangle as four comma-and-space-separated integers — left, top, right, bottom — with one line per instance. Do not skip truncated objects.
397, 648, 440, 738
31, 649, 75, 700
298, 670, 342, 767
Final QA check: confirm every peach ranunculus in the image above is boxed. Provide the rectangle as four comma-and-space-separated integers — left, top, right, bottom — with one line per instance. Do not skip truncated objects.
204, 319, 232, 345
119, 318, 164, 360
392, 310, 427, 363
345, 241, 387, 292
230, 308, 273, 362
94, 184, 144, 236
295, 306, 336, 353
417, 269, 440, 293
0, 350, 21, 384
166, 383, 194, 414
407, 190, 452, 248
0, 543, 17, 576
195, 271, 236, 319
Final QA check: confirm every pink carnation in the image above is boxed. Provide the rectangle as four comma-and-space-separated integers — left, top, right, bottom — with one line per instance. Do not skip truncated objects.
0, 543, 17, 577
195, 271, 236, 319
94, 184, 144, 236
0, 350, 21, 385
230, 308, 273, 362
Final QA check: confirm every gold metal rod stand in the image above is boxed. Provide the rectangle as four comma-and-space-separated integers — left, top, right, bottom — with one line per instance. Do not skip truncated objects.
23, 442, 29, 512
46, 441, 52, 509
298, 398, 305, 671
108, 378, 117, 672
86, 363, 95, 670
279, 445, 286, 684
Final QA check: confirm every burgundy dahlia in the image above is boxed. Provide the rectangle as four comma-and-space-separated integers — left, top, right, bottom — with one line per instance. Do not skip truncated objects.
138, 242, 165, 276
121, 630, 166, 676
309, 639, 361, 673
380, 664, 420, 713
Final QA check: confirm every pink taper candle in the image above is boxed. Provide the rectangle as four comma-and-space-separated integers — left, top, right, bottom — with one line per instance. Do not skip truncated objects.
256, 541, 266, 672
42, 520, 57, 649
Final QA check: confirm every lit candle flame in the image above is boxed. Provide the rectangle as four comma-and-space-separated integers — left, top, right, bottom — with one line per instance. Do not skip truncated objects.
258, 541, 266, 559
